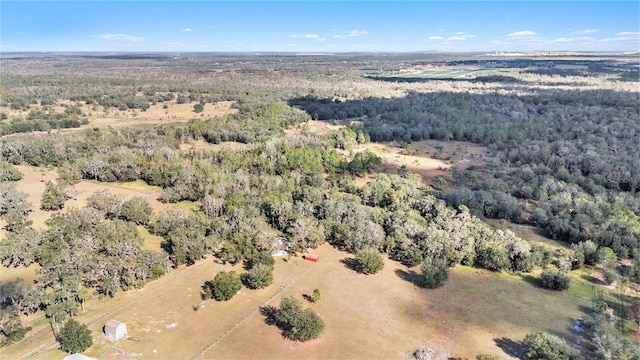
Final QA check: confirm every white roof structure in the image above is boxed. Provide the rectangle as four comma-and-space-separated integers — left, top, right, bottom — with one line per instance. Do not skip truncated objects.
63, 354, 97, 360
104, 319, 128, 341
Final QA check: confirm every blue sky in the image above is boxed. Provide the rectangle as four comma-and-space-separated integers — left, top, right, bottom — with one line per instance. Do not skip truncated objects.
1, 1, 639, 52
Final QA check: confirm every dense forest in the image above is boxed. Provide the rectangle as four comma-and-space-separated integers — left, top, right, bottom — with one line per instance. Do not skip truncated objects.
1, 52, 639, 358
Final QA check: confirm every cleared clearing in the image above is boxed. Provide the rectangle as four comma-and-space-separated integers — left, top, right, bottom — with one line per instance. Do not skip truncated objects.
5, 244, 589, 360
0, 100, 237, 132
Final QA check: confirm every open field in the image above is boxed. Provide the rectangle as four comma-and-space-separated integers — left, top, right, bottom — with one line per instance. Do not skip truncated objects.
0, 100, 237, 133
485, 219, 569, 250
7, 165, 168, 231
4, 244, 589, 360
366, 67, 499, 80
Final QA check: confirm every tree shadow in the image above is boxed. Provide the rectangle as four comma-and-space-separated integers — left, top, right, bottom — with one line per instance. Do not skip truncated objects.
302, 294, 314, 303
259, 305, 278, 326
494, 337, 524, 359
201, 281, 214, 300
340, 257, 360, 272
394, 269, 424, 288
580, 273, 599, 284
518, 274, 539, 288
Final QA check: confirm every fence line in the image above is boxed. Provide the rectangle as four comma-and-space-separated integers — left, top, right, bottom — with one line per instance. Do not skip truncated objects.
190, 265, 315, 360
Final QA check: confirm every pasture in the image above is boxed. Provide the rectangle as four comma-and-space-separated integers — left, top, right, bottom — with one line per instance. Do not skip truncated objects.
7, 244, 589, 360
0, 100, 237, 133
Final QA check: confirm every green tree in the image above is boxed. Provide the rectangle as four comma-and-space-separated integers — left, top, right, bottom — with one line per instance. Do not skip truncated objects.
571, 240, 599, 266
40, 180, 66, 211
120, 196, 153, 225
242, 264, 274, 289
58, 319, 93, 353
207, 271, 242, 301
355, 247, 385, 274
248, 251, 276, 269
272, 296, 325, 342
421, 257, 449, 289
522, 332, 580, 360
540, 268, 571, 291
193, 103, 204, 113
0, 316, 32, 345
598, 247, 617, 267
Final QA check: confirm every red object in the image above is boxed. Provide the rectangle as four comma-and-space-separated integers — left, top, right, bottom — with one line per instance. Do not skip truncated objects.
186, 260, 195, 267
303, 254, 319, 263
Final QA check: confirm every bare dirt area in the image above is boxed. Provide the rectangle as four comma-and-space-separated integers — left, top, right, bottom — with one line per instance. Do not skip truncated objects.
362, 142, 452, 183
8, 244, 588, 360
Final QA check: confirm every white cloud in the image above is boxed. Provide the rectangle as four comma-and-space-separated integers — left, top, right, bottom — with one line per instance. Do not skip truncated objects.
289, 33, 321, 39
571, 29, 600, 35
315, 38, 326, 42
182, 28, 196, 32
334, 30, 368, 38
286, 43, 297, 47
446, 32, 475, 41
600, 32, 640, 43
93, 34, 144, 42
615, 31, 640, 37
506, 30, 536, 39
551, 36, 594, 44
428, 36, 444, 40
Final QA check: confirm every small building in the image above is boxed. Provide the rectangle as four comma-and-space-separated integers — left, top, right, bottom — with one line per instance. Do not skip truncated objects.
271, 236, 291, 257
104, 320, 128, 341
303, 254, 319, 263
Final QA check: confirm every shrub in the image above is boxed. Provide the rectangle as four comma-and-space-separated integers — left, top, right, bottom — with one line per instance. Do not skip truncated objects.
355, 247, 385, 274
603, 267, 618, 285
311, 288, 321, 303
272, 296, 325, 341
522, 332, 580, 360
40, 181, 66, 211
540, 268, 571, 291
242, 264, 274, 289
421, 257, 449, 289
205, 271, 242, 301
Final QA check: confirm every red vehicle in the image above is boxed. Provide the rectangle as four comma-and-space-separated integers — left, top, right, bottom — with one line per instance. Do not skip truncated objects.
186, 260, 195, 267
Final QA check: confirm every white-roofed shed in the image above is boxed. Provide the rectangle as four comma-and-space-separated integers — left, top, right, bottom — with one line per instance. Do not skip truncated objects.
104, 319, 128, 341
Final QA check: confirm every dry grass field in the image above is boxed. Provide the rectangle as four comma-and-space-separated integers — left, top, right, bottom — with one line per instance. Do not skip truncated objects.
0, 100, 237, 133
4, 243, 588, 360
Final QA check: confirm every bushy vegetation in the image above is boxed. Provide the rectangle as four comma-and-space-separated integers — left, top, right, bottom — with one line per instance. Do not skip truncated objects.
355, 247, 385, 274
58, 319, 93, 353
540, 268, 571, 291
203, 271, 243, 301
522, 332, 580, 360
266, 296, 325, 342
420, 257, 449, 289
